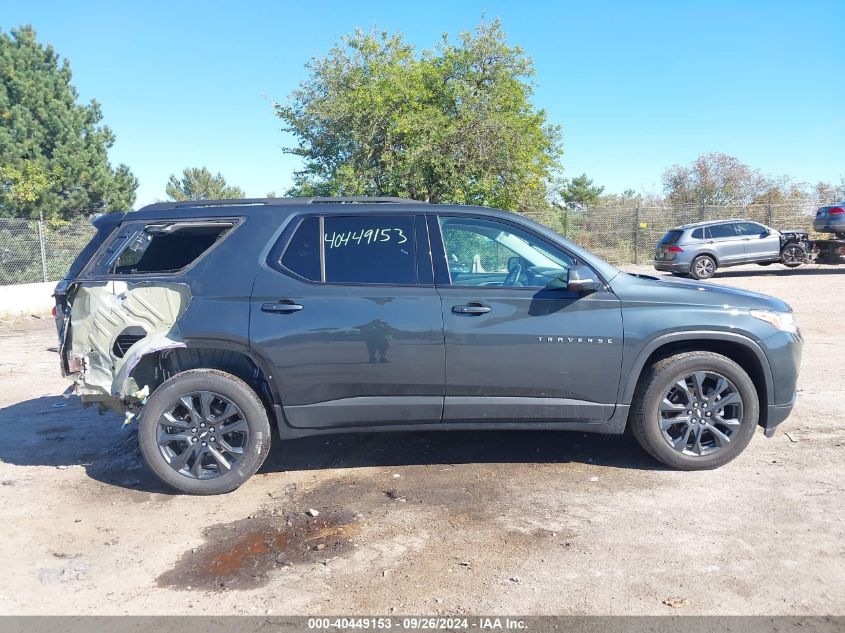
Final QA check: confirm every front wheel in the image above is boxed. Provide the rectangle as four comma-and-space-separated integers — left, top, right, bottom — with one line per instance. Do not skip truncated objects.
630, 351, 759, 470
138, 369, 271, 494
781, 244, 806, 268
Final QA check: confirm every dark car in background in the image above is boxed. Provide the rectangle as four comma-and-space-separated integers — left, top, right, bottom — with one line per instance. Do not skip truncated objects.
54, 198, 802, 494
814, 202, 845, 236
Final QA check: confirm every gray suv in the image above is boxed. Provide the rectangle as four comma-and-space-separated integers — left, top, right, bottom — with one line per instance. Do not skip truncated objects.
54, 198, 802, 494
654, 220, 806, 279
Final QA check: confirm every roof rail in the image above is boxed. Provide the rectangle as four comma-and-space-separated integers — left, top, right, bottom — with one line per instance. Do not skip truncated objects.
139, 196, 424, 212
308, 196, 424, 204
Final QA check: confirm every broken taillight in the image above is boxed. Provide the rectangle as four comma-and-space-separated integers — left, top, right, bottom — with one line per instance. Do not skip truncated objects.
67, 355, 84, 374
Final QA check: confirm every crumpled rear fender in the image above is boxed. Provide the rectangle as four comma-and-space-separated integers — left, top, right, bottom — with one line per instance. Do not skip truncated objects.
112, 334, 187, 398
66, 280, 191, 402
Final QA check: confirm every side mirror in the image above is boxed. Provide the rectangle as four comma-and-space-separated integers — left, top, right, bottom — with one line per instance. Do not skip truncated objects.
566, 265, 601, 293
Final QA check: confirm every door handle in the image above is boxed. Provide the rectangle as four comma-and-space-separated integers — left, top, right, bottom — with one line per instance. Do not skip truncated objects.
452, 303, 491, 315
262, 300, 303, 313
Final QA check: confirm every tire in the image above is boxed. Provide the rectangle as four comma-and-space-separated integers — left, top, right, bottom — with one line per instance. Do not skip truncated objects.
780, 244, 805, 268
138, 369, 272, 495
689, 255, 717, 280
630, 351, 759, 470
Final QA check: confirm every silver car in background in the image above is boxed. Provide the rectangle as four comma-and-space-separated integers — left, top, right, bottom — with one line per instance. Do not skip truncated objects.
654, 220, 806, 280
814, 202, 845, 236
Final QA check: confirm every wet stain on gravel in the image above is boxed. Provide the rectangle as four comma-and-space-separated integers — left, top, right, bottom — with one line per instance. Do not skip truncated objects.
157, 510, 357, 591
38, 425, 73, 435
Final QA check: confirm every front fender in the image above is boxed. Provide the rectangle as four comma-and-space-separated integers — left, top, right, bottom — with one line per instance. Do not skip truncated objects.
618, 330, 774, 406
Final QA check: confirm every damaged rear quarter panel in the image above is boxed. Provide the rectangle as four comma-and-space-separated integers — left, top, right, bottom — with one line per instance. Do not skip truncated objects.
68, 281, 192, 401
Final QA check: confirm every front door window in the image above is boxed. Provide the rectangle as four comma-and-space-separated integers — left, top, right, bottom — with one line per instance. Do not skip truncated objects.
438, 216, 574, 288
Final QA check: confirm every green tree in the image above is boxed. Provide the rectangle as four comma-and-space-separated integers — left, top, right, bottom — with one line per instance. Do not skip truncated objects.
0, 26, 137, 219
165, 167, 246, 201
558, 173, 604, 209
275, 19, 562, 211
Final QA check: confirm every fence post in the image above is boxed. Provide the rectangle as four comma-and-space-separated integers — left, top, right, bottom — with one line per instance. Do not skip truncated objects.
37, 219, 48, 283
633, 204, 640, 264
563, 208, 569, 238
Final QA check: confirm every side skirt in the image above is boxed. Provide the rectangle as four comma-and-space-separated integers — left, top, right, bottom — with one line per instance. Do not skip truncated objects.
272, 404, 630, 440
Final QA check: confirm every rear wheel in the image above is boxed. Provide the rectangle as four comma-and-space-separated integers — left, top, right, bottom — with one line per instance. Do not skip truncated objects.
630, 351, 758, 470
689, 255, 716, 280
138, 369, 271, 495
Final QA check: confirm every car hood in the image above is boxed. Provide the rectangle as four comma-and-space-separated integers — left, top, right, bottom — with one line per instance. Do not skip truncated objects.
610, 273, 792, 312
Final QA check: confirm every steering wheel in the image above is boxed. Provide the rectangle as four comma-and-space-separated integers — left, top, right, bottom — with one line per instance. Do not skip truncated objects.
503, 258, 523, 287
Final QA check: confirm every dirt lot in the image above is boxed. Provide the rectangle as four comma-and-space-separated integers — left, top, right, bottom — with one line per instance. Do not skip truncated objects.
0, 264, 843, 616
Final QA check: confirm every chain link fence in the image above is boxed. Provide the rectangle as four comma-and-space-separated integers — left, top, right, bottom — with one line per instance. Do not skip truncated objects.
0, 218, 95, 286
524, 201, 821, 266
0, 201, 822, 285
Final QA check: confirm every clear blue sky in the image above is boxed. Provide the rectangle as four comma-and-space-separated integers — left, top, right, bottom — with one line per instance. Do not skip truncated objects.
4, 1, 844, 208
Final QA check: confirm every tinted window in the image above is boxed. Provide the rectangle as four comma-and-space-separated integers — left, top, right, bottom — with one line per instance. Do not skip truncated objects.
736, 222, 766, 236
708, 223, 737, 239
323, 216, 417, 285
281, 216, 320, 281
112, 223, 233, 274
659, 230, 683, 245
691, 228, 704, 239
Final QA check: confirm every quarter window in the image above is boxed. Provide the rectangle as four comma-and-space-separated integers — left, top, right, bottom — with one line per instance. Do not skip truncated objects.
111, 222, 234, 274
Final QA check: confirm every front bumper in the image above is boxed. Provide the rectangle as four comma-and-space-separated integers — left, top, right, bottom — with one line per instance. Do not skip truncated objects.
763, 393, 797, 437
760, 330, 802, 437
653, 259, 689, 273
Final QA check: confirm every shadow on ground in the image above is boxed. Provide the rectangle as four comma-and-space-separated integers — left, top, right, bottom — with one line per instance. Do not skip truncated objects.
0, 394, 663, 494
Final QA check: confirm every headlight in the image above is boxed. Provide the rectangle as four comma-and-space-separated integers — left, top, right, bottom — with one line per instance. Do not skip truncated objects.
750, 310, 798, 334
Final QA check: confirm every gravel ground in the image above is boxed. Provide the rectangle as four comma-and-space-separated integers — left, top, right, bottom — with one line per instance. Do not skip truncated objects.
0, 263, 843, 615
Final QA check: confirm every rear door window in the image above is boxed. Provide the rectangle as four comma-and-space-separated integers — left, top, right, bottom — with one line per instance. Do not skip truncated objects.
708, 223, 737, 239
278, 214, 418, 285
323, 216, 417, 284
